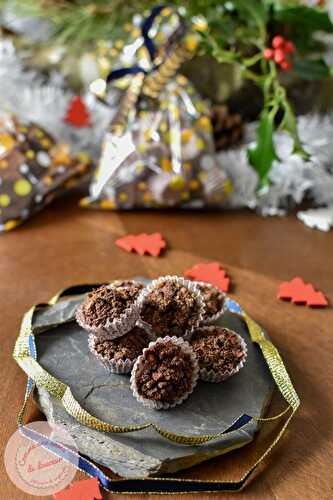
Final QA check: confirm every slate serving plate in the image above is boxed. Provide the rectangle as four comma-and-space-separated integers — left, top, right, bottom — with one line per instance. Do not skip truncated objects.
33, 278, 275, 478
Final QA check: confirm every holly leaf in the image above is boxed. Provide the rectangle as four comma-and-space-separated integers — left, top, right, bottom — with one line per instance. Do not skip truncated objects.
273, 4, 333, 55
279, 100, 310, 159
293, 56, 331, 81
274, 6, 333, 33
248, 111, 277, 183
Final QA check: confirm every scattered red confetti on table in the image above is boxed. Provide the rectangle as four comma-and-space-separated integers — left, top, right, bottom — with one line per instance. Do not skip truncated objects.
64, 96, 91, 128
277, 277, 328, 307
116, 232, 166, 256
184, 261, 230, 292
54, 477, 102, 500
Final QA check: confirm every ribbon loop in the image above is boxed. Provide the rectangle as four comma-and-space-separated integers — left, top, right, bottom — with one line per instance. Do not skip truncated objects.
13, 283, 300, 494
107, 4, 186, 85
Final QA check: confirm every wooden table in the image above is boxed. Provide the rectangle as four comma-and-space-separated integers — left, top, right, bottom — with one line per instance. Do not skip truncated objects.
1, 195, 332, 500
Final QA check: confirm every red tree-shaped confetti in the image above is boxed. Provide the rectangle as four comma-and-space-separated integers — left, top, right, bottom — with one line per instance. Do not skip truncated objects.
53, 477, 102, 500
277, 277, 328, 307
64, 96, 91, 128
184, 261, 230, 292
116, 232, 166, 256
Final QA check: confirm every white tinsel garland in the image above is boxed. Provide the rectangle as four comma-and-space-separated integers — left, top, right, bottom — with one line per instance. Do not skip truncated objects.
218, 114, 333, 218
1, 40, 333, 229
0, 40, 114, 159
0, 5, 53, 42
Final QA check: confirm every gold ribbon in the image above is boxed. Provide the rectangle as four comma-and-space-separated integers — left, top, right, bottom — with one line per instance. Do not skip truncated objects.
142, 33, 200, 99
13, 285, 300, 487
110, 72, 145, 136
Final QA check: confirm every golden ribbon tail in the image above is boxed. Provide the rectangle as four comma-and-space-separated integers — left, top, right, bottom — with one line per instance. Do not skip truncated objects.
13, 285, 300, 490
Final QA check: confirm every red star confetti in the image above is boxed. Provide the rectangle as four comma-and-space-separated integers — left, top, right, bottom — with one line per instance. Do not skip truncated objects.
64, 96, 91, 128
116, 232, 166, 257
277, 277, 328, 308
184, 261, 230, 292
54, 477, 102, 500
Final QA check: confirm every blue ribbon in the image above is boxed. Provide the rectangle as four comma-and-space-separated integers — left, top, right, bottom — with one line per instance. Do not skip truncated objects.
141, 4, 168, 61
106, 65, 147, 84
20, 389, 252, 493
107, 4, 183, 85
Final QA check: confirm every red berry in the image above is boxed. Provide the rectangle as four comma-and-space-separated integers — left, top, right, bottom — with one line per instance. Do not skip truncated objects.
272, 35, 285, 49
280, 60, 292, 71
274, 49, 285, 64
263, 48, 274, 60
284, 41, 295, 54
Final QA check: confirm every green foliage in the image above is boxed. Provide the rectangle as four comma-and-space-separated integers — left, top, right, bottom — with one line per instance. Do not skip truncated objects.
274, 5, 333, 33
9, 0, 158, 45
293, 57, 331, 81
279, 99, 309, 159
273, 4, 333, 54
3, 0, 333, 181
248, 111, 277, 185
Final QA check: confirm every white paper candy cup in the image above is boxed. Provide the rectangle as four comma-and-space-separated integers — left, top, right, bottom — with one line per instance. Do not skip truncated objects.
192, 281, 227, 325
130, 336, 199, 410
192, 326, 248, 383
76, 281, 143, 340
88, 334, 136, 374
136, 275, 206, 340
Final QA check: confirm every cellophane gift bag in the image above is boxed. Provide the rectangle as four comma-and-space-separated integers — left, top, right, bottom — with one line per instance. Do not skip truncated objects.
81, 6, 232, 211
0, 113, 93, 232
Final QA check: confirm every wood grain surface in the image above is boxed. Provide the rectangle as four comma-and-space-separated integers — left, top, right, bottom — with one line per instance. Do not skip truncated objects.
0, 195, 332, 500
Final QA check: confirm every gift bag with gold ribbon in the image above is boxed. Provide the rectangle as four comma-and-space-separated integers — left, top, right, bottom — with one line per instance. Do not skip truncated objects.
0, 113, 93, 232
81, 6, 232, 211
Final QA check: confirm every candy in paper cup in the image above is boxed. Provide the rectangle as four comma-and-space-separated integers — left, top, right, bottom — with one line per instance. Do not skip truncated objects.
88, 334, 134, 374
130, 336, 199, 410
88, 325, 152, 374
76, 280, 144, 339
190, 326, 247, 383
193, 281, 226, 324
137, 275, 206, 340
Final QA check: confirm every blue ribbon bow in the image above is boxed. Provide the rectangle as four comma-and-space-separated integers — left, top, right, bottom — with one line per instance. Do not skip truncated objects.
107, 4, 185, 84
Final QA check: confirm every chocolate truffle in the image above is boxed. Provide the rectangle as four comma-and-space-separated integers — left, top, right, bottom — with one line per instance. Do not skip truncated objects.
131, 337, 199, 409
138, 276, 205, 338
195, 282, 225, 322
76, 280, 144, 338
89, 326, 151, 373
190, 326, 247, 382
112, 280, 145, 295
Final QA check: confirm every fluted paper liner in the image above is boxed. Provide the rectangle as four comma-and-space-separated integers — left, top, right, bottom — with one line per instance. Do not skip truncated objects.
88, 333, 135, 374
14, 281, 301, 490
76, 281, 143, 339
130, 336, 200, 410
88, 324, 155, 374
193, 326, 247, 383
193, 281, 227, 325
137, 275, 206, 340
